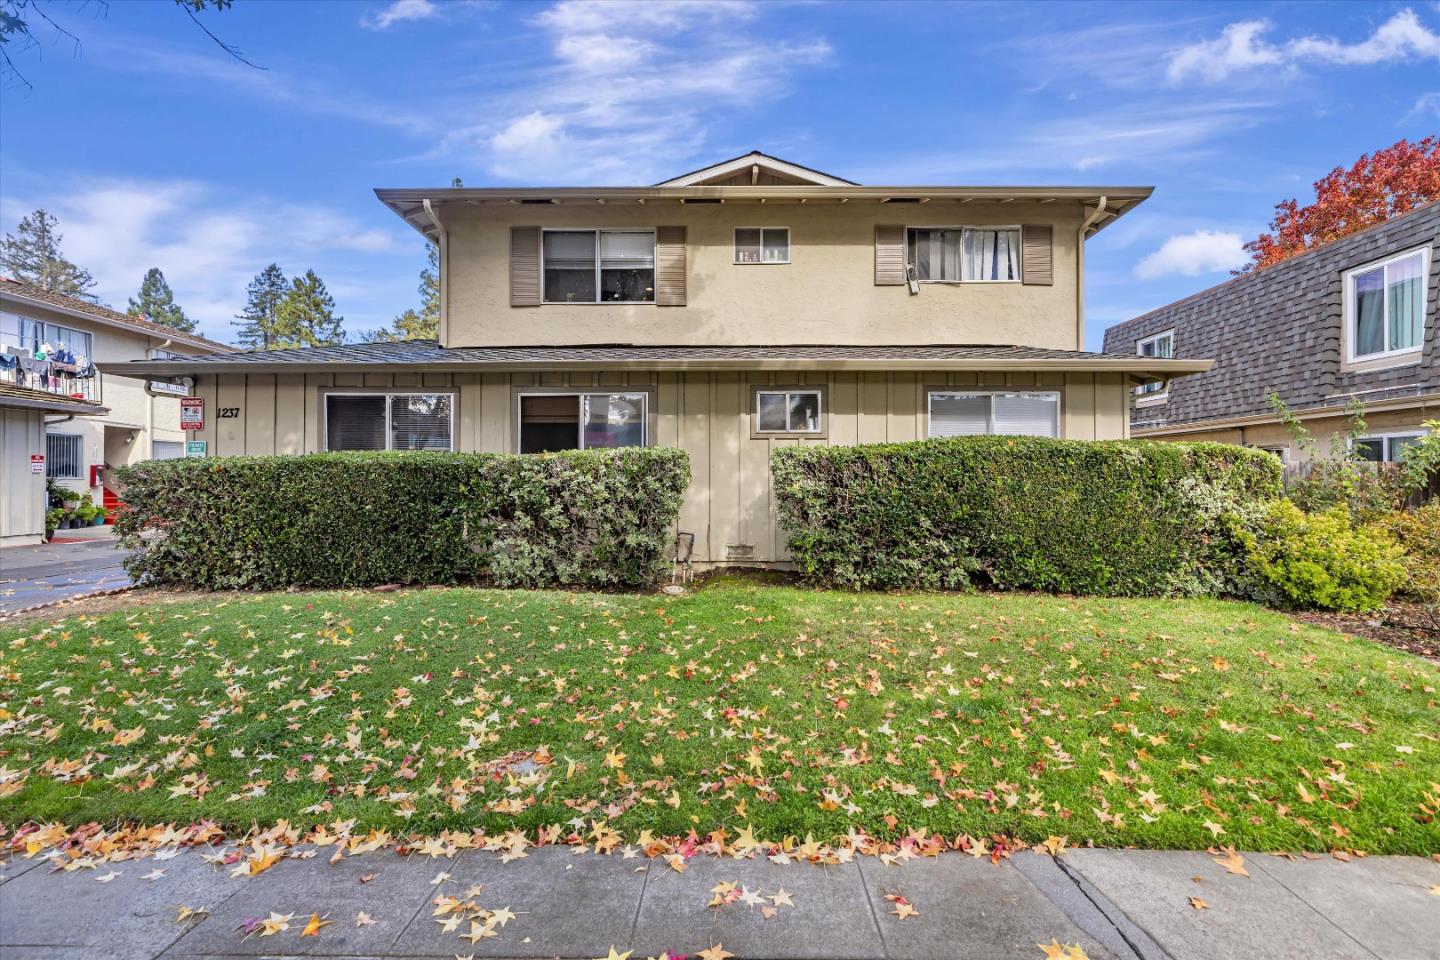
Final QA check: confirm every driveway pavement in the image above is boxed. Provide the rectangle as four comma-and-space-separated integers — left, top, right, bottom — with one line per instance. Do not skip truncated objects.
1, 846, 1435, 960
0, 531, 133, 616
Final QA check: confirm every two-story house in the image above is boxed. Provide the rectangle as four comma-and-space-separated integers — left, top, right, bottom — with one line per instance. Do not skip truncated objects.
0, 278, 229, 541
1103, 202, 1438, 462
110, 152, 1208, 568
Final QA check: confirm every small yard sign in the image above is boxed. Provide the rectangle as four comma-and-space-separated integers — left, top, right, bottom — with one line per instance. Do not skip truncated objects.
185, 440, 207, 458
180, 397, 204, 431
30, 454, 44, 474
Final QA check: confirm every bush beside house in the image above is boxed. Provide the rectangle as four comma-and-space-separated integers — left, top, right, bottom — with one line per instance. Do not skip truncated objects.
771, 437, 1282, 595
114, 448, 689, 590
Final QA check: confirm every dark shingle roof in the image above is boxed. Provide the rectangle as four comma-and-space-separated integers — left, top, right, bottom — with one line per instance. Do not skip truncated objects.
107, 339, 1211, 376
0, 278, 231, 353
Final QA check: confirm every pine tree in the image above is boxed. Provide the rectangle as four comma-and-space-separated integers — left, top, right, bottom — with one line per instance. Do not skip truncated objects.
275, 269, 344, 348
233, 263, 288, 349
127, 268, 195, 332
0, 209, 98, 300
364, 244, 440, 342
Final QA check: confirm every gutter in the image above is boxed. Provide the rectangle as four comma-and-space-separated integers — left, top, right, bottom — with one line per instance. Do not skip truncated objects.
422, 199, 447, 345
1132, 391, 1440, 437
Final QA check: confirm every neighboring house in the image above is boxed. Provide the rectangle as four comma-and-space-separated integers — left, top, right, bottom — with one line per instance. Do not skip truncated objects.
0, 278, 230, 532
109, 151, 1207, 568
0, 383, 107, 545
1103, 202, 1438, 463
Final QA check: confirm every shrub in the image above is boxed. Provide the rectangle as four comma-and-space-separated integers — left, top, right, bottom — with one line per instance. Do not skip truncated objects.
1376, 503, 1440, 604
114, 448, 689, 590
770, 436, 1281, 594
1243, 501, 1406, 613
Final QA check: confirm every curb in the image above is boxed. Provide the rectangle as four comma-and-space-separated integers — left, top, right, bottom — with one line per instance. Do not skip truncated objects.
0, 584, 136, 622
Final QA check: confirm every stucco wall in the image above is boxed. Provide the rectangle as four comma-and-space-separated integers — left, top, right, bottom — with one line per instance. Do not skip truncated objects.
1142, 406, 1434, 463
187, 368, 1129, 566
442, 202, 1085, 350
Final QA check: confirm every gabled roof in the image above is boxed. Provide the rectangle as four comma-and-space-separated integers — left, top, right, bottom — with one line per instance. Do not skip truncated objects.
106, 339, 1211, 381
0, 278, 231, 353
655, 151, 858, 187
0, 381, 109, 416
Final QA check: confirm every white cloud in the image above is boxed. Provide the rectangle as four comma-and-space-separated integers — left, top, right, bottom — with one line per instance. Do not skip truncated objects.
3, 179, 405, 341
1134, 230, 1248, 279
439, 0, 832, 183
1168, 9, 1440, 83
361, 0, 438, 31
1408, 90, 1440, 117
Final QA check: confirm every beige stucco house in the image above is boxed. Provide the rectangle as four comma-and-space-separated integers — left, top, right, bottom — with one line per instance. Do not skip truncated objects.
0, 278, 229, 544
110, 152, 1209, 567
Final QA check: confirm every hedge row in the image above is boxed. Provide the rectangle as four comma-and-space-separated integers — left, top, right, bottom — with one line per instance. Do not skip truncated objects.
114, 448, 689, 590
771, 436, 1283, 595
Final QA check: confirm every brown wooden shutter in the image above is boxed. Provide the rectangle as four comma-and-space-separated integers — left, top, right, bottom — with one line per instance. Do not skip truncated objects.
1021, 225, 1053, 286
874, 225, 905, 285
655, 226, 687, 306
510, 226, 541, 306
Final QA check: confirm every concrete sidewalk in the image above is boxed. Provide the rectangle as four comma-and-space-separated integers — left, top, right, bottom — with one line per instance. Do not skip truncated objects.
0, 532, 133, 616
1, 846, 1435, 960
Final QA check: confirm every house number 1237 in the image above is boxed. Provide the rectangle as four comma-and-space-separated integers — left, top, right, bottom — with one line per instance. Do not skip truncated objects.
217, 407, 241, 418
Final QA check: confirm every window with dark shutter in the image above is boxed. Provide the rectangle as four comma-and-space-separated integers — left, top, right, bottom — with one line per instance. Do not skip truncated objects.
510, 226, 542, 306
1021, 225, 1053, 286
875, 225, 905, 285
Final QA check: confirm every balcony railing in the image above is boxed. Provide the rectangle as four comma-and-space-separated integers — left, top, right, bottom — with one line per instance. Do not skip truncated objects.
0, 346, 100, 402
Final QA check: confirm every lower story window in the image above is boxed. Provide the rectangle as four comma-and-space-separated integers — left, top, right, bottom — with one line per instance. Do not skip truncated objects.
754, 388, 822, 435
325, 393, 454, 451
927, 391, 1060, 438
1353, 432, 1422, 462
46, 433, 83, 479
518, 392, 647, 454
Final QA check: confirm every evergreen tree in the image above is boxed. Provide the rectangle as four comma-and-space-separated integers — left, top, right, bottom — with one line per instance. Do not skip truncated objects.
0, 209, 97, 300
275, 269, 344, 348
233, 263, 288, 349
364, 244, 440, 342
127, 268, 195, 332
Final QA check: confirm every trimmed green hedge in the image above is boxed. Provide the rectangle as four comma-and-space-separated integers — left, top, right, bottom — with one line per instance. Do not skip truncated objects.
114, 448, 689, 590
771, 436, 1282, 595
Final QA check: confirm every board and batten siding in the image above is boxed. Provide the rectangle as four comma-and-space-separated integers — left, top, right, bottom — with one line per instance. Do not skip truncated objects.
188, 369, 1128, 566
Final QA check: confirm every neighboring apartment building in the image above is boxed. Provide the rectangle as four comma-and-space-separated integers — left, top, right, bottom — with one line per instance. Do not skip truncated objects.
110, 151, 1208, 568
0, 383, 108, 545
1103, 202, 1438, 463
0, 278, 229, 533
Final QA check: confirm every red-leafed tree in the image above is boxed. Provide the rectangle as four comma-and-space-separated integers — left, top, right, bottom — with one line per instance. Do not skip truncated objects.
1243, 136, 1440, 272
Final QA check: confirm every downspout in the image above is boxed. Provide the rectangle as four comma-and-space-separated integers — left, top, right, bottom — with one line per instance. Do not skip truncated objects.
1076, 196, 1108, 350
422, 199, 448, 347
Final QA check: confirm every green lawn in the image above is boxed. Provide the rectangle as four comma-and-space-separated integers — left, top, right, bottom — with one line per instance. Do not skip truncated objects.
1, 578, 1437, 854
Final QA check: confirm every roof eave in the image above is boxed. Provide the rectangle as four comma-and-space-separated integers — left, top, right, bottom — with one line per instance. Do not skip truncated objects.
103, 356, 1212, 377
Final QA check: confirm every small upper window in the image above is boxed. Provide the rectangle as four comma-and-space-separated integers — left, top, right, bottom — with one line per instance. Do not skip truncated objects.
753, 388, 822, 435
907, 227, 1020, 282
1345, 247, 1428, 362
735, 228, 790, 264
1135, 330, 1174, 396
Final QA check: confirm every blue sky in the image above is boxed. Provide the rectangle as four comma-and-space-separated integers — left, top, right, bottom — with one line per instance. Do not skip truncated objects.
2, 0, 1438, 349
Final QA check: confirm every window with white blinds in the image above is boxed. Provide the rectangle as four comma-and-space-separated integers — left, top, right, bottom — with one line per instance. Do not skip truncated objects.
927, 391, 1060, 438
325, 394, 453, 451
543, 229, 655, 303
47, 433, 83, 479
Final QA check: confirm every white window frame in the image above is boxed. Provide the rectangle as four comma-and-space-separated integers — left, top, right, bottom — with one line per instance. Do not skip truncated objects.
752, 387, 824, 436
322, 390, 457, 452
925, 389, 1062, 438
540, 228, 657, 304
905, 225, 1023, 284
46, 432, 84, 479
515, 390, 651, 450
1351, 431, 1424, 462
733, 227, 791, 265
1134, 329, 1175, 399
1342, 245, 1430, 364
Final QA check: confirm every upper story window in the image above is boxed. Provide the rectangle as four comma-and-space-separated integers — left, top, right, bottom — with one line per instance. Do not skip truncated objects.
927, 390, 1060, 438
325, 392, 454, 451
542, 229, 655, 303
907, 227, 1020, 283
1135, 329, 1174, 397
735, 228, 790, 264
1344, 246, 1429, 363
1, 310, 99, 401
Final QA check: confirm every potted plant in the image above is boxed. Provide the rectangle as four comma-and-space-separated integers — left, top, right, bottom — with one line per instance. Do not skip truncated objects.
45, 507, 64, 540
90, 505, 108, 527
61, 489, 80, 511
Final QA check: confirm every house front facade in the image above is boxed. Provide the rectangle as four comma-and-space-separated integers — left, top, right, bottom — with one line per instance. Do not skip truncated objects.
110, 152, 1207, 567
0, 278, 230, 540
1103, 202, 1438, 463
